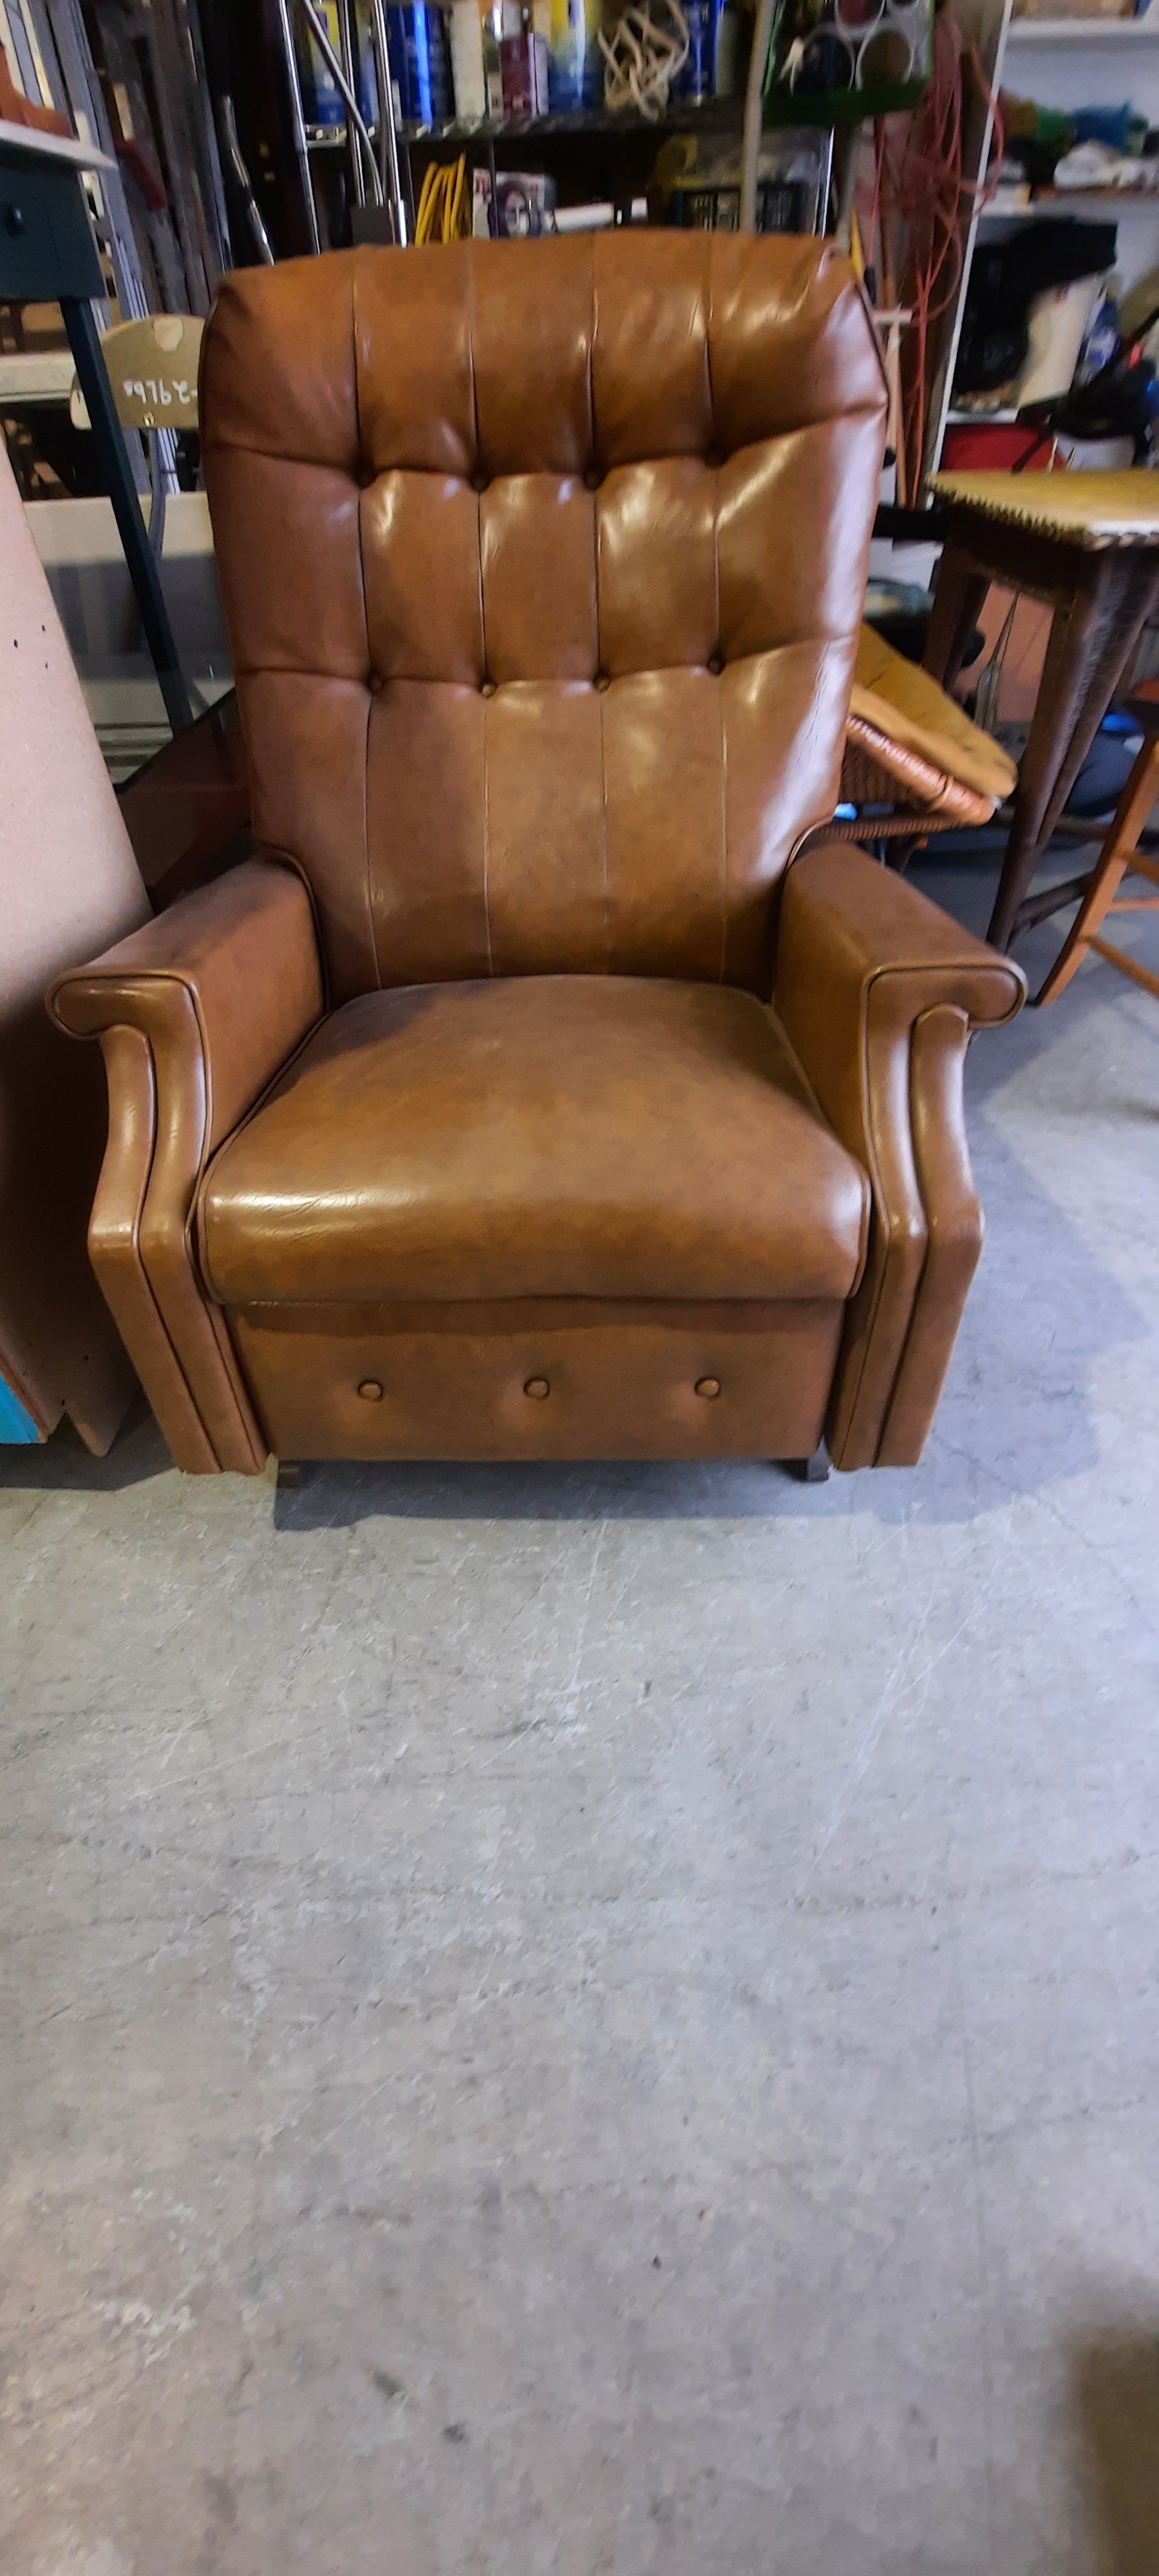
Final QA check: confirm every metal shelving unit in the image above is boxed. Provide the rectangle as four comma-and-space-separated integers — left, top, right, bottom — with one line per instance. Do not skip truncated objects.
276, 2, 865, 251
1003, 11, 1159, 35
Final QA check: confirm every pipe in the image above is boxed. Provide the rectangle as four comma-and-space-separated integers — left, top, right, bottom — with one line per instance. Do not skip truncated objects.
339, 0, 367, 207
369, 0, 410, 245
220, 95, 276, 263
739, 0, 781, 234
275, 0, 321, 252
298, 0, 384, 206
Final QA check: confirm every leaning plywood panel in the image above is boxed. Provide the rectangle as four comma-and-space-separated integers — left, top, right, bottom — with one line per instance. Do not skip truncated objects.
0, 437, 149, 1452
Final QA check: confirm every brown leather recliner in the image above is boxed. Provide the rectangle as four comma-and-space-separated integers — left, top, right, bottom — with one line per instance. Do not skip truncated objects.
49, 234, 1024, 1477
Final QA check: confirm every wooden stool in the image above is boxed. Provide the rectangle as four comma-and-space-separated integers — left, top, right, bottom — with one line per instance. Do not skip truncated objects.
1037, 685, 1159, 1008
925, 473, 1159, 957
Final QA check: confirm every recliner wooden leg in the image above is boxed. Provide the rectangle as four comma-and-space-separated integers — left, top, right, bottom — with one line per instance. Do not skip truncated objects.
783, 1444, 830, 1483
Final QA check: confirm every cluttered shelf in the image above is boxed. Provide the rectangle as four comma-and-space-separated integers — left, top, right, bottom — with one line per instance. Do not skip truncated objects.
980, 187, 1159, 210
305, 91, 922, 155
305, 97, 751, 148
1004, 12, 1159, 36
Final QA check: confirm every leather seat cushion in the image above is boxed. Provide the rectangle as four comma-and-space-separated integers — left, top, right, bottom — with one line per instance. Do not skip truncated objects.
198, 975, 869, 1306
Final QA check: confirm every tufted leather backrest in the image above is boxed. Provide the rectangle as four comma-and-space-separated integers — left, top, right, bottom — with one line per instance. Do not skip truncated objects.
202, 234, 885, 1002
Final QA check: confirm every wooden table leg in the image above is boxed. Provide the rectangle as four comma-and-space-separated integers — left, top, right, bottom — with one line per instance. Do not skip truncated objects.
986, 572, 1111, 952
1033, 563, 1159, 854
988, 556, 1159, 954
923, 540, 991, 694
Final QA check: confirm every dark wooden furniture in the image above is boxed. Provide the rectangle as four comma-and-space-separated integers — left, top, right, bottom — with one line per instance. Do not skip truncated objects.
0, 121, 191, 730
924, 473, 1159, 956
1037, 682, 1159, 1009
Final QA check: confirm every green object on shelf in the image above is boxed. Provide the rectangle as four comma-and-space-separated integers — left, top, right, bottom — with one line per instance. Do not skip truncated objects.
762, 76, 927, 122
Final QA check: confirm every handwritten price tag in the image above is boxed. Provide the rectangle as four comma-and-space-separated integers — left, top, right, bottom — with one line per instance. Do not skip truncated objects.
70, 314, 205, 433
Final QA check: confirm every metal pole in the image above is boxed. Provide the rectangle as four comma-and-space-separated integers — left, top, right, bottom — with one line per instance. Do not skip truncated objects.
299, 0, 382, 204
816, 128, 835, 236
275, 0, 321, 254
369, 0, 409, 245
62, 296, 192, 734
834, 120, 864, 249
739, 0, 778, 233
339, 0, 366, 207
220, 96, 276, 265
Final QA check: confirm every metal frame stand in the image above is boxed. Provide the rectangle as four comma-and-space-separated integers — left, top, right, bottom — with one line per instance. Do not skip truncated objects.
62, 296, 191, 732
0, 130, 191, 732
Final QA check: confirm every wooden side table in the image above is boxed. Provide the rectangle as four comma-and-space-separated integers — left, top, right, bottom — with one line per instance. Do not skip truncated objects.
924, 473, 1159, 956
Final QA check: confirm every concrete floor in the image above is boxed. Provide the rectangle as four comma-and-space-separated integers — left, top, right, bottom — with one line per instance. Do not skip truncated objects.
3, 861, 1159, 2576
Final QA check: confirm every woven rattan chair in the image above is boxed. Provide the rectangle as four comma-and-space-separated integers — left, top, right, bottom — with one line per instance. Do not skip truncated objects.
831, 626, 1016, 858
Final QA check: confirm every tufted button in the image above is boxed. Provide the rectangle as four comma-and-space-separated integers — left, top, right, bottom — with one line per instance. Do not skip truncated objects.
471, 470, 489, 493
368, 670, 384, 694
357, 1378, 384, 1402
593, 669, 610, 693
707, 651, 724, 678
523, 1376, 550, 1399
584, 466, 601, 491
480, 677, 497, 698
694, 1376, 721, 1400
705, 446, 723, 470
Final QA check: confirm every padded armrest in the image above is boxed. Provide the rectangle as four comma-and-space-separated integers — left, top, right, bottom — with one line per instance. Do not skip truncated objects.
774, 842, 1025, 1470
776, 841, 1024, 1147
48, 857, 323, 1154
46, 859, 324, 1476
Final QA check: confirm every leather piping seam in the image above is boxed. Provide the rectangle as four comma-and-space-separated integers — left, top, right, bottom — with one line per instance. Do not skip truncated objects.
590, 242, 610, 967
716, 642, 730, 985
834, 955, 1022, 1456
467, 253, 494, 976
840, 974, 900, 1437
145, 985, 263, 1472
704, 245, 731, 984
350, 260, 380, 992
174, 981, 267, 1466
876, 1000, 971, 1459
119, 1021, 225, 1468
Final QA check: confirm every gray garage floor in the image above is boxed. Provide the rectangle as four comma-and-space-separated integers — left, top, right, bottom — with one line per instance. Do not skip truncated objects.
3, 860, 1158, 2576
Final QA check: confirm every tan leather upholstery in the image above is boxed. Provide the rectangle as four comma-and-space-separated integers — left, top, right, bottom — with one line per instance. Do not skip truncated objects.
200, 978, 869, 1304
50, 236, 1024, 1474
201, 234, 887, 999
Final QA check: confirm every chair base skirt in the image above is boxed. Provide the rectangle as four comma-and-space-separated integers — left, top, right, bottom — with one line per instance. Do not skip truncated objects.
227, 1298, 845, 1465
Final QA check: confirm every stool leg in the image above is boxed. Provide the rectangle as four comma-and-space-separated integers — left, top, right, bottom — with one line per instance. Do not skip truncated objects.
923, 544, 990, 694
1037, 735, 1159, 1007
986, 583, 1106, 953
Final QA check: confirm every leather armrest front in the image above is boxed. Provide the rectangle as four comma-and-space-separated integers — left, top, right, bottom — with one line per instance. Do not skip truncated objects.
775, 840, 1024, 1153
46, 858, 324, 1475
48, 857, 324, 1153
774, 841, 1025, 1469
